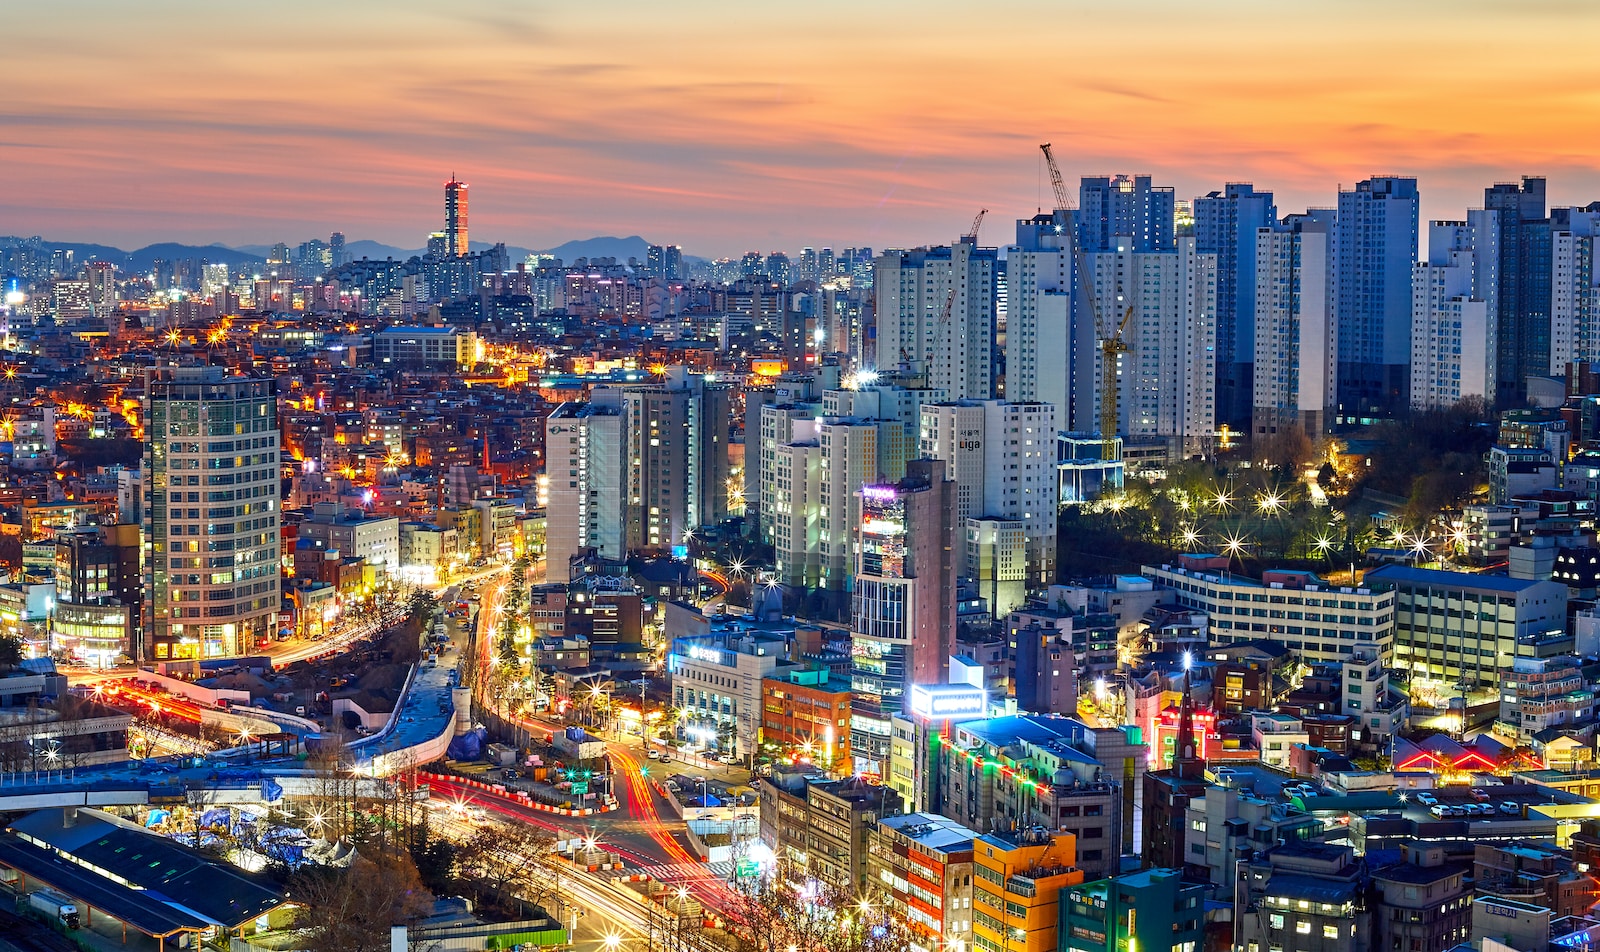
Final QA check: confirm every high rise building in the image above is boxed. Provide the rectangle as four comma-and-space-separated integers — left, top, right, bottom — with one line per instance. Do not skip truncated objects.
445, 176, 469, 258
1253, 210, 1337, 437
329, 232, 347, 268
597, 369, 732, 552
1335, 176, 1420, 419
818, 418, 908, 591
1083, 237, 1218, 455
646, 244, 683, 281
1485, 177, 1552, 405
850, 459, 958, 774
544, 402, 625, 583
1078, 174, 1176, 253
874, 237, 998, 400
1410, 213, 1499, 410
1550, 204, 1600, 375
919, 400, 1057, 590
1005, 212, 1082, 427
84, 261, 117, 334
1195, 184, 1277, 426
142, 367, 280, 660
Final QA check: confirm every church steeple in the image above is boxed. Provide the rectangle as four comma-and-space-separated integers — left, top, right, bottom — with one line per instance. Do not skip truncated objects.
1176, 650, 1204, 780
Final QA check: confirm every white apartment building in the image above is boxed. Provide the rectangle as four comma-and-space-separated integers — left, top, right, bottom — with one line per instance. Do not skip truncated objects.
772, 439, 824, 589
817, 418, 904, 591
919, 400, 1057, 586
1084, 238, 1217, 454
873, 238, 997, 400
1253, 212, 1336, 437
1552, 207, 1600, 374
1410, 214, 1498, 410
757, 403, 819, 544
544, 402, 625, 583
1005, 213, 1081, 428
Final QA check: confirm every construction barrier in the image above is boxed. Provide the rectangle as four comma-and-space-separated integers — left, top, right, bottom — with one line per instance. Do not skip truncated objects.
419, 771, 619, 816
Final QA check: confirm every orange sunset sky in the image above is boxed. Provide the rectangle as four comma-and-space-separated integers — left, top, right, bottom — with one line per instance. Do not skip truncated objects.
4, 1, 1599, 256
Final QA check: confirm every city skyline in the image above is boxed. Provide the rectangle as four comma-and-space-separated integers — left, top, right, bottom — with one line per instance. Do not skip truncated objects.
4, 2, 1600, 254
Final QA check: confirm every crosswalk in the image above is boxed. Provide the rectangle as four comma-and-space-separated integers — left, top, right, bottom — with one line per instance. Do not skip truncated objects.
621, 861, 734, 882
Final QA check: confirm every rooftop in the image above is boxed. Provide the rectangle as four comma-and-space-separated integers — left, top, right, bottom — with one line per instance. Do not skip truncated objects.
1365, 564, 1557, 593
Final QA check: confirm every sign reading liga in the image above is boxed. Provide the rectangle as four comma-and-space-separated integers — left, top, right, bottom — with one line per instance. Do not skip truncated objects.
909, 683, 988, 720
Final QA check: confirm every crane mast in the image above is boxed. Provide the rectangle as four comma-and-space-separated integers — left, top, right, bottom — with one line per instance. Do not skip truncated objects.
1040, 142, 1126, 462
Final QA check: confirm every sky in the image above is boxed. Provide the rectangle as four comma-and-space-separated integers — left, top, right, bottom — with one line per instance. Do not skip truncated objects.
4, 0, 1600, 257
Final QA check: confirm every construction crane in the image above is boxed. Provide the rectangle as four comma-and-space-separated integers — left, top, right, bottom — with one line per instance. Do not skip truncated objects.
966, 208, 988, 242
1040, 142, 1126, 461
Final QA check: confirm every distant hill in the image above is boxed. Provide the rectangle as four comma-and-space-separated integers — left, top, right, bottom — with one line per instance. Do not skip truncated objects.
0, 237, 263, 271
541, 235, 650, 263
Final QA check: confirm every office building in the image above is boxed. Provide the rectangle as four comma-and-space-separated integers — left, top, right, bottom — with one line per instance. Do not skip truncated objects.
544, 402, 626, 583
1083, 237, 1217, 454
373, 326, 478, 368
142, 367, 280, 660
873, 238, 998, 400
51, 524, 141, 666
850, 460, 958, 774
1366, 564, 1569, 693
1484, 177, 1552, 404
1142, 557, 1396, 664
296, 503, 401, 576
667, 619, 791, 759
760, 667, 853, 772
1370, 845, 1472, 952
1254, 210, 1337, 437
1196, 183, 1278, 426
1336, 176, 1420, 419
818, 417, 908, 591
1411, 217, 1497, 409
919, 399, 1057, 587
445, 175, 468, 257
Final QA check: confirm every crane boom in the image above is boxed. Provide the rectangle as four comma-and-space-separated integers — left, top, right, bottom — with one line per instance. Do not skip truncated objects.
1042, 142, 1127, 461
966, 208, 988, 241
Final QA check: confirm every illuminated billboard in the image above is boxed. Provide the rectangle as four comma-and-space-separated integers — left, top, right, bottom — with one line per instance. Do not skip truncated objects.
909, 683, 988, 721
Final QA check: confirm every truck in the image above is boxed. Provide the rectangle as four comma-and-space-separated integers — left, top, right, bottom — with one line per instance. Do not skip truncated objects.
29, 888, 81, 929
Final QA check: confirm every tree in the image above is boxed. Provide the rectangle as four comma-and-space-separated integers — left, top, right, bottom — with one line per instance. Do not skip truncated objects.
0, 634, 23, 673
721, 861, 915, 952
453, 822, 560, 916
289, 850, 433, 952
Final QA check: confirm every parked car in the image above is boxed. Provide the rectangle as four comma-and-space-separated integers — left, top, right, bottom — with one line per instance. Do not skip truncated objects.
1415, 792, 1437, 806
1500, 802, 1520, 815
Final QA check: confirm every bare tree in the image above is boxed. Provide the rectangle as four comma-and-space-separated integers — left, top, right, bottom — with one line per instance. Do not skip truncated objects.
289, 850, 433, 952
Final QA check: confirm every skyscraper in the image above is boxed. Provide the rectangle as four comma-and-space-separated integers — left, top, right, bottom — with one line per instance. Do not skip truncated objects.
1484, 177, 1551, 405
646, 244, 683, 281
874, 237, 998, 400
445, 176, 468, 258
142, 367, 280, 660
1410, 214, 1498, 410
1194, 184, 1277, 426
1253, 211, 1337, 437
1335, 176, 1420, 419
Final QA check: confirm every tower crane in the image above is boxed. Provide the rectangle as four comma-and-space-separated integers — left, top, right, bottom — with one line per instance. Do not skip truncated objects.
1040, 142, 1128, 462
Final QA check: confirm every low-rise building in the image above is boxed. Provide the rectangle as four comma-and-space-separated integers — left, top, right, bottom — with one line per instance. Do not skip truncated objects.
760, 666, 853, 774
1060, 868, 1206, 952
972, 828, 1083, 952
867, 812, 979, 951
1144, 557, 1395, 664
1238, 842, 1371, 952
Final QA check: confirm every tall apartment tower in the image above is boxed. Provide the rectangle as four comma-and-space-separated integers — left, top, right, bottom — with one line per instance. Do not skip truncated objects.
873, 237, 998, 399
1253, 210, 1337, 438
1194, 184, 1278, 427
142, 367, 280, 660
1410, 213, 1499, 411
1551, 204, 1600, 374
850, 458, 958, 774
445, 176, 469, 258
544, 402, 626, 583
1005, 211, 1081, 427
919, 400, 1057, 592
1083, 237, 1218, 455
596, 369, 732, 552
647, 244, 684, 281
1335, 176, 1420, 419
1484, 177, 1552, 405
1078, 174, 1176, 253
